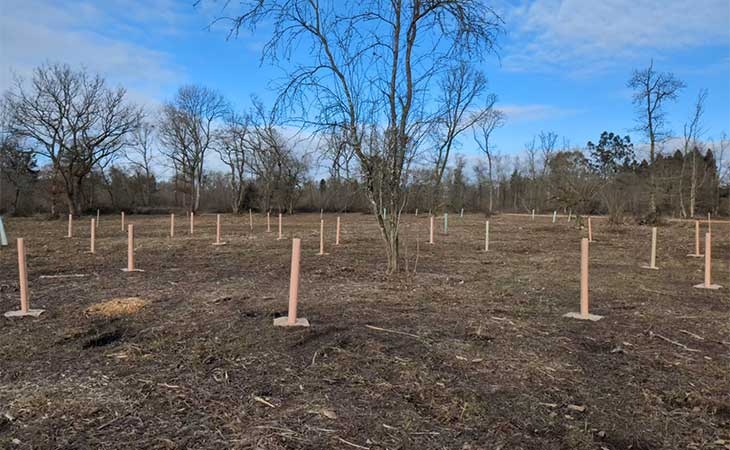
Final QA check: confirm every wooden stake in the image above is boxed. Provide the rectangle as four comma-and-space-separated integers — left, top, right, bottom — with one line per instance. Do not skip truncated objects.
443, 213, 448, 234
415, 208, 418, 217
170, 213, 175, 238
4, 238, 44, 317
90, 219, 96, 254
531, 209, 535, 220
642, 227, 658, 270
278, 213, 283, 240
127, 224, 135, 271
67, 214, 73, 238
287, 238, 301, 324
0, 217, 7, 247
694, 233, 722, 289
564, 238, 602, 321
335, 216, 341, 245
587, 216, 593, 242
96, 209, 100, 227
688, 220, 702, 257
217, 214, 222, 243
552, 211, 557, 223
249, 209, 253, 231
484, 220, 489, 252
18, 238, 28, 312
703, 233, 711, 286
318, 219, 325, 255
213, 214, 226, 245
122, 224, 142, 272
121, 211, 125, 231
190, 212, 195, 234
460, 208, 464, 218
267, 212, 271, 232
274, 238, 309, 327
707, 212, 711, 234
580, 238, 589, 315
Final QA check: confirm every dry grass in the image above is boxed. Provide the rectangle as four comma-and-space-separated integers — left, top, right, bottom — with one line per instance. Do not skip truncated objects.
84, 297, 149, 318
0, 212, 728, 450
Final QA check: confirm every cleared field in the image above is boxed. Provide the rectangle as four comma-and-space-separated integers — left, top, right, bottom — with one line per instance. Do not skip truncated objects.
0, 213, 728, 450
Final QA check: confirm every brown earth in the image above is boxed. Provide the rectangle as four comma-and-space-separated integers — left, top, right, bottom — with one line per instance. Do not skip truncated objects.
0, 212, 728, 450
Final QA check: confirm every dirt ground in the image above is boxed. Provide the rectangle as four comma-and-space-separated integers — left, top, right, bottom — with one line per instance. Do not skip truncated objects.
0, 212, 728, 450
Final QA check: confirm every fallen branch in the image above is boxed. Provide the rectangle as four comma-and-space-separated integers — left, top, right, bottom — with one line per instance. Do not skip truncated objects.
97, 413, 129, 431
336, 437, 370, 450
253, 396, 276, 408
648, 331, 700, 353
679, 330, 705, 341
39, 274, 88, 279
638, 285, 669, 296
365, 325, 421, 339
311, 350, 319, 366
491, 316, 516, 326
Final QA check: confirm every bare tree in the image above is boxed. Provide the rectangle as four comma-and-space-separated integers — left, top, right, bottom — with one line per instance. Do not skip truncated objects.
127, 120, 157, 206
522, 138, 538, 211
548, 150, 601, 218
429, 62, 491, 209
679, 89, 707, 217
320, 127, 359, 211
538, 130, 558, 177
472, 103, 504, 214
324, 126, 356, 181
0, 133, 38, 213
158, 84, 229, 213
212, 0, 503, 273
247, 98, 309, 214
714, 132, 729, 215
3, 63, 142, 215
628, 60, 685, 217
216, 112, 252, 213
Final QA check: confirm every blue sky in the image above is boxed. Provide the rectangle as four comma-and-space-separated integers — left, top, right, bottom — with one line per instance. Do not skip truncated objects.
1, 0, 729, 170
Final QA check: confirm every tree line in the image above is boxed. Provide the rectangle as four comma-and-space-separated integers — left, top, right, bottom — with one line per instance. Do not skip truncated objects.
1, 2, 728, 273
2, 68, 726, 223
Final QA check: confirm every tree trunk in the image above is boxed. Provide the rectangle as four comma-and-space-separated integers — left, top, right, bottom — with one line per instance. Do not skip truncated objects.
648, 146, 657, 215
678, 156, 687, 218
689, 151, 697, 217
648, 116, 657, 216
13, 186, 20, 213
193, 181, 201, 213
64, 191, 75, 216
372, 199, 399, 274
381, 216, 399, 274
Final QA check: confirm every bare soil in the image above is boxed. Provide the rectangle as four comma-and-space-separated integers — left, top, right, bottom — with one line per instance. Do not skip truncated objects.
0, 213, 728, 450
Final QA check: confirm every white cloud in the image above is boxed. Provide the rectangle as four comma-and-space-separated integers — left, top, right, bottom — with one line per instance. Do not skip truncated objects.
499, 103, 578, 122
0, 0, 189, 107
502, 0, 730, 74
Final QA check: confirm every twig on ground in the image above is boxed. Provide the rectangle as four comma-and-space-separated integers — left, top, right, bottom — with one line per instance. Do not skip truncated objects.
97, 413, 129, 431
253, 396, 276, 408
679, 330, 705, 341
39, 274, 88, 279
638, 285, 668, 296
336, 437, 370, 450
648, 331, 700, 353
365, 325, 421, 339
311, 350, 318, 366
491, 316, 515, 326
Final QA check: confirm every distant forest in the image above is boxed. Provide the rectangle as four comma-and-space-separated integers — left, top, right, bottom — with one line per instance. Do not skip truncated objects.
1, 64, 728, 223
